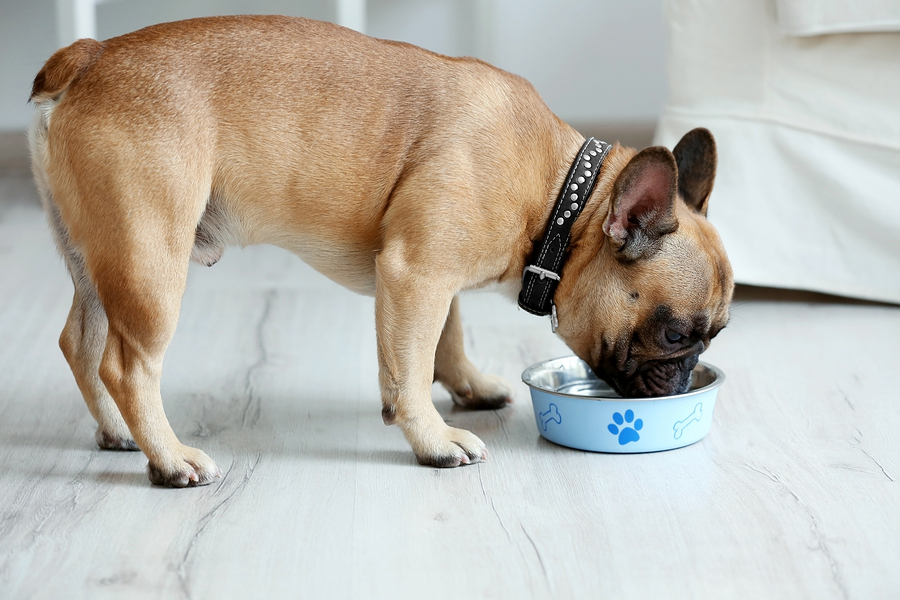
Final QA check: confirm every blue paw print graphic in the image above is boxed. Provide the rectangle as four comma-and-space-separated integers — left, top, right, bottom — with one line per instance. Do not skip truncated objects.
607, 409, 643, 445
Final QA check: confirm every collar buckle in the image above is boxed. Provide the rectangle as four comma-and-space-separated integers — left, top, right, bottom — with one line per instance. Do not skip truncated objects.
523, 265, 560, 282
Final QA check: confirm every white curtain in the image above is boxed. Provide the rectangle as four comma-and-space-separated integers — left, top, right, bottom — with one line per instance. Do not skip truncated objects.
655, 0, 900, 303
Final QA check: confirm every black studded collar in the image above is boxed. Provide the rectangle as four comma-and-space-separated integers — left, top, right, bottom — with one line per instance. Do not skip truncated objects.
518, 137, 612, 330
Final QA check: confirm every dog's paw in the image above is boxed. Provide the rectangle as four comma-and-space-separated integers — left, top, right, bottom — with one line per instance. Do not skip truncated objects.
147, 445, 222, 488
446, 372, 514, 410
412, 426, 488, 468
95, 427, 139, 451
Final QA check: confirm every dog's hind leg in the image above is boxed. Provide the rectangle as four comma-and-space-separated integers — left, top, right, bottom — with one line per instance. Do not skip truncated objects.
46, 152, 220, 486
49, 205, 137, 450
433, 296, 513, 409
30, 43, 219, 486
86, 196, 220, 487
32, 101, 136, 450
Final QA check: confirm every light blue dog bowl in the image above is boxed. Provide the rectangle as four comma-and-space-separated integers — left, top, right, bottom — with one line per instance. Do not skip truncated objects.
522, 356, 725, 453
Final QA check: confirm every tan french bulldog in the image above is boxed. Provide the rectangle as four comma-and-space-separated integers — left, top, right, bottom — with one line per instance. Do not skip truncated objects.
29, 16, 733, 487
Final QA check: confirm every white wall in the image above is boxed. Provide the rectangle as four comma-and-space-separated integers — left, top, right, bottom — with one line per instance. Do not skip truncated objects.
367, 0, 668, 125
0, 0, 58, 131
95, 0, 336, 38
0, 0, 666, 132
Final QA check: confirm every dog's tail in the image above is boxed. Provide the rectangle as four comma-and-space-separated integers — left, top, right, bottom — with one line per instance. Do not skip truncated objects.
30, 38, 105, 103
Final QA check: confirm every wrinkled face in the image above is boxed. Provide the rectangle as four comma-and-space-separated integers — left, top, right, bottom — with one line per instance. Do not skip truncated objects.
558, 206, 733, 397
558, 207, 733, 397
554, 128, 733, 397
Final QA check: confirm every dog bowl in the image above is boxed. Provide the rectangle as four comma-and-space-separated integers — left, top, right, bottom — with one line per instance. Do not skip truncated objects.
522, 356, 725, 453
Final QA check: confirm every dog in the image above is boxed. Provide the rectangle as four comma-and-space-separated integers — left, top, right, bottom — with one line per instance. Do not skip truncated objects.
28, 15, 733, 487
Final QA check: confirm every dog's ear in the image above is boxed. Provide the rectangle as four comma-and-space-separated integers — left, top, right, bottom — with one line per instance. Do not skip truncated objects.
672, 128, 717, 216
603, 146, 678, 261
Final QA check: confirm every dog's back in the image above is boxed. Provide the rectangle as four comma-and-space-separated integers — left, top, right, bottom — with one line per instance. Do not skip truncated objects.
30, 16, 559, 293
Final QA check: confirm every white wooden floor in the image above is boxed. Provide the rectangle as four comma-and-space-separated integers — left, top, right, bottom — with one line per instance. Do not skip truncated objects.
1, 168, 898, 600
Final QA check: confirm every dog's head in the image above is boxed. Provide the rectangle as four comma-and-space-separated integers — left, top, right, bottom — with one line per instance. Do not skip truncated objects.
554, 128, 733, 397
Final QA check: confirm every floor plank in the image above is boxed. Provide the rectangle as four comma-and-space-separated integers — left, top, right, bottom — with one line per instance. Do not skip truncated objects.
1, 178, 898, 600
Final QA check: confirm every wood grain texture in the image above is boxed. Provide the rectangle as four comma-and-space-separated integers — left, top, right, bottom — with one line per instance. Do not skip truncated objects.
0, 180, 898, 599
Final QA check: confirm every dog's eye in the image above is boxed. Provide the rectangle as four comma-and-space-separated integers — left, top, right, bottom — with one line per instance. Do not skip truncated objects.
665, 329, 684, 343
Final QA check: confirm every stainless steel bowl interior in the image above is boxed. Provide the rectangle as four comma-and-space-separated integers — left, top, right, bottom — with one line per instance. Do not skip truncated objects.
522, 356, 724, 400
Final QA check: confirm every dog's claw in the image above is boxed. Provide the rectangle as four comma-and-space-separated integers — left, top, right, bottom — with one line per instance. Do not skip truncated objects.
96, 428, 139, 451
448, 374, 515, 410
412, 426, 487, 468
146, 446, 221, 487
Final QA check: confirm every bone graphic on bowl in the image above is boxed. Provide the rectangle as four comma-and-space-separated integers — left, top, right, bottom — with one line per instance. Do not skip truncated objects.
540, 404, 562, 431
673, 403, 703, 439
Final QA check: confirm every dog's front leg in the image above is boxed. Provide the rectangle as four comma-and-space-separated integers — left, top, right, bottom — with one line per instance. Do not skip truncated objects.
434, 296, 513, 409
375, 251, 487, 467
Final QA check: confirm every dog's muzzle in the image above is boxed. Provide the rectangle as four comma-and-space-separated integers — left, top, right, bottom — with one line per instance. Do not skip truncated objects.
607, 354, 700, 398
